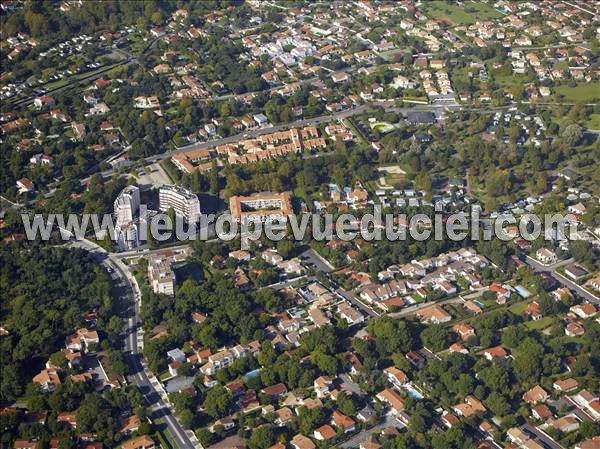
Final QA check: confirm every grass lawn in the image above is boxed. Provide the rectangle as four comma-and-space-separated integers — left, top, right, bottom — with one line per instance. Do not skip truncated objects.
490, 68, 531, 88
509, 300, 531, 314
384, 173, 406, 185
585, 113, 600, 130
554, 81, 600, 103
423, 1, 502, 25
400, 96, 429, 104
371, 122, 395, 133
153, 420, 175, 449
524, 316, 555, 330
158, 370, 172, 381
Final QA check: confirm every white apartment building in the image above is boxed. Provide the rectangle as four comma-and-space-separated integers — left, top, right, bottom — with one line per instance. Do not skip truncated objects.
229, 191, 293, 223
114, 185, 141, 252
158, 185, 201, 223
116, 220, 140, 252
148, 255, 176, 295
114, 185, 140, 228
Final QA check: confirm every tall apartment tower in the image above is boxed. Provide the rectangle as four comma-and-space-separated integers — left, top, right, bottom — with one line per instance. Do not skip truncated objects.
114, 185, 141, 251
114, 185, 140, 228
158, 185, 201, 223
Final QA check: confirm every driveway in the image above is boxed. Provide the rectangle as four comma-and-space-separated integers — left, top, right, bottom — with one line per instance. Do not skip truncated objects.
301, 248, 334, 273
340, 414, 404, 448
525, 256, 599, 303
521, 424, 565, 449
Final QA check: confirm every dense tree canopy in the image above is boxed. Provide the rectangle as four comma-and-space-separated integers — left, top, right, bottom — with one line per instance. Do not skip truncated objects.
0, 243, 113, 401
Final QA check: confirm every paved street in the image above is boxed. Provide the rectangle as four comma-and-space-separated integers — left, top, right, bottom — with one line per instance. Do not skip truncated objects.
522, 424, 565, 449
524, 256, 599, 303
77, 101, 459, 186
340, 414, 404, 448
331, 282, 380, 318
68, 239, 199, 449
301, 247, 335, 273
388, 296, 463, 319
8, 38, 160, 108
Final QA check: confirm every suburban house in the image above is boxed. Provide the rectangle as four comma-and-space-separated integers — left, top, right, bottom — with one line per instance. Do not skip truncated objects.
536, 247, 557, 265
522, 385, 549, 404
121, 435, 156, 449
483, 346, 508, 361
383, 366, 409, 388
376, 388, 405, 415
452, 323, 475, 340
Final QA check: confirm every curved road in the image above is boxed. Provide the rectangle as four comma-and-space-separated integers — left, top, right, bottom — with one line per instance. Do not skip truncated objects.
69, 238, 198, 449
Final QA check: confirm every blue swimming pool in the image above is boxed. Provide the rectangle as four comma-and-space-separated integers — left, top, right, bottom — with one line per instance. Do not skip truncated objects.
245, 369, 261, 378
405, 386, 424, 400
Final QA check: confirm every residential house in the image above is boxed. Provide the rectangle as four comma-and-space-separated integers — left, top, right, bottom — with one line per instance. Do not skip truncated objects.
464, 300, 483, 315
405, 351, 425, 369
453, 395, 487, 418
121, 435, 155, 449
13, 441, 39, 449
548, 415, 580, 433
338, 303, 364, 325
32, 368, 61, 392
290, 434, 316, 449
575, 436, 600, 449
34, 95, 55, 109
357, 405, 377, 423
376, 389, 405, 415
331, 410, 355, 432
261, 383, 288, 400
449, 343, 468, 354
489, 282, 511, 304
483, 346, 508, 361
331, 72, 350, 83
522, 385, 549, 404
65, 328, 99, 352
313, 425, 336, 441
118, 415, 141, 435
532, 404, 553, 421
314, 376, 333, 398
553, 378, 578, 393
565, 322, 585, 337
536, 247, 557, 264
564, 264, 588, 281
526, 301, 542, 321
16, 178, 34, 193
570, 304, 597, 319
452, 323, 475, 340
416, 305, 452, 324
57, 412, 77, 429
383, 367, 409, 388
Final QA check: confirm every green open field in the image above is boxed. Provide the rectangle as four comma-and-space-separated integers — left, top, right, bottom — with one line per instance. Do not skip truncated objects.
489, 65, 531, 88
371, 122, 395, 133
422, 1, 503, 25
524, 316, 555, 330
586, 114, 600, 130
377, 165, 407, 188
509, 300, 531, 315
554, 82, 600, 103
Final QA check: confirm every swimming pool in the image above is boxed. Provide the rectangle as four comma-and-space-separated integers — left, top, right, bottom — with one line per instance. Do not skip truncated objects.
405, 385, 424, 400
245, 369, 261, 378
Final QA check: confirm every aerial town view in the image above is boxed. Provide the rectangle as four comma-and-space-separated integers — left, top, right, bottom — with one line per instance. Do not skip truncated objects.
1, 1, 599, 449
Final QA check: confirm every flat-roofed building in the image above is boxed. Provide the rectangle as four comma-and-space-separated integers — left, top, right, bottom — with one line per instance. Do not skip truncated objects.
114, 185, 140, 228
159, 185, 201, 223
229, 191, 293, 223
148, 255, 176, 295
